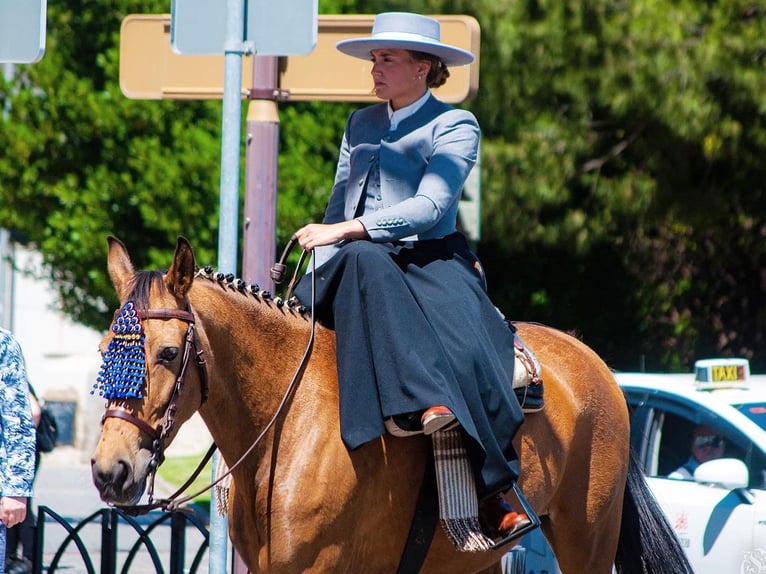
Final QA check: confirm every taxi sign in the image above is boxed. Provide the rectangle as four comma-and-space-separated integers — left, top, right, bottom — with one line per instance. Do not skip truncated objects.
694, 358, 750, 390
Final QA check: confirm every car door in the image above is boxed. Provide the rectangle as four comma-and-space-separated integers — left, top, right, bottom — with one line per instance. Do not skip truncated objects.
625, 391, 766, 572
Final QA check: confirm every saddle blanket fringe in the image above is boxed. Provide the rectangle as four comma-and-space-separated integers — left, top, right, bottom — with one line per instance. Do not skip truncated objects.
214, 453, 232, 516
432, 429, 495, 552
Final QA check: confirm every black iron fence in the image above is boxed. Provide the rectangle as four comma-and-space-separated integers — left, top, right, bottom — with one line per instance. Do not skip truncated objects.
33, 506, 209, 574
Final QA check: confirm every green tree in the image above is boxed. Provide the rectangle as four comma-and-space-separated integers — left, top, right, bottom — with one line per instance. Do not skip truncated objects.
431, 0, 766, 371
2, 0, 765, 372
1, 0, 223, 327
0, 0, 350, 328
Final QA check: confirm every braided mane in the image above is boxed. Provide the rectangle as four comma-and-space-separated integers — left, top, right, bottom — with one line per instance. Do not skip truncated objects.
121, 266, 310, 321
193, 265, 310, 318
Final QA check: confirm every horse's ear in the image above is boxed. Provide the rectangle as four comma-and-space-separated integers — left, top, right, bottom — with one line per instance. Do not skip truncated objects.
107, 236, 136, 301
165, 236, 196, 299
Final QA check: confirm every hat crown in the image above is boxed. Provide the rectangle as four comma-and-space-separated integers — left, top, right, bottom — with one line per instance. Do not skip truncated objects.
371, 12, 441, 43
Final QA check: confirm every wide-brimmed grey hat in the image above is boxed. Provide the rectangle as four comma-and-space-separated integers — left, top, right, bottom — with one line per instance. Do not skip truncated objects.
336, 12, 475, 67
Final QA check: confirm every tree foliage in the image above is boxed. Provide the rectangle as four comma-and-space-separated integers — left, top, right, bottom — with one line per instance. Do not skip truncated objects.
1, 0, 765, 371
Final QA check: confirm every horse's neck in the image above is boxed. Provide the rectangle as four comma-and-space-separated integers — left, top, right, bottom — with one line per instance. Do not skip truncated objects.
190, 281, 335, 462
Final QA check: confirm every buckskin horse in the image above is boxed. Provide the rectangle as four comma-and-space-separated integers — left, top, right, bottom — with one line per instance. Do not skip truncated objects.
91, 236, 692, 574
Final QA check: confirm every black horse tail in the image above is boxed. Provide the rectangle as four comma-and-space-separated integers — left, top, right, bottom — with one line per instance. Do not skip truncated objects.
615, 449, 694, 574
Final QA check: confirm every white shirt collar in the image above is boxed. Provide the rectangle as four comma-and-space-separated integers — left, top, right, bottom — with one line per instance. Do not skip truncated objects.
388, 90, 431, 131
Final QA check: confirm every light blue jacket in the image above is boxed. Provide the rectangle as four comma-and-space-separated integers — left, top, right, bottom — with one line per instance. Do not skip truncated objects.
313, 95, 479, 269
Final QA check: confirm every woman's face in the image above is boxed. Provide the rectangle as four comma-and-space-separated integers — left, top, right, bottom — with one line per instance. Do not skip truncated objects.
370, 48, 429, 110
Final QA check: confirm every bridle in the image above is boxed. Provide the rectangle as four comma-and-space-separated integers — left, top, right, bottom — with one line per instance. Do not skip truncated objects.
101, 306, 210, 509
103, 237, 316, 515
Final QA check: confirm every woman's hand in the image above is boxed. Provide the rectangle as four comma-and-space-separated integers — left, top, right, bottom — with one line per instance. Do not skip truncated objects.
0, 496, 27, 528
295, 220, 367, 251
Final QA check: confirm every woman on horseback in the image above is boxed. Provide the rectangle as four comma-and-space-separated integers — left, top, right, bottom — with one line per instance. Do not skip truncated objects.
294, 11, 531, 550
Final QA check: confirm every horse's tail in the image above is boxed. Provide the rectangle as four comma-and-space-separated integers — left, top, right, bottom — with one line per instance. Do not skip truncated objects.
615, 449, 694, 574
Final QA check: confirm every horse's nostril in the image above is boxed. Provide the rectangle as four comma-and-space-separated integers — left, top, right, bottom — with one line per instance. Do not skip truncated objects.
114, 459, 129, 484
92, 459, 130, 492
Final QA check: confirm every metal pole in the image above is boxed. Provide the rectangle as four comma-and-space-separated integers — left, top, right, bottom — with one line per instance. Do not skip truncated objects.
101, 509, 118, 574
242, 56, 280, 288
217, 0, 247, 276
231, 53, 281, 574
210, 0, 248, 572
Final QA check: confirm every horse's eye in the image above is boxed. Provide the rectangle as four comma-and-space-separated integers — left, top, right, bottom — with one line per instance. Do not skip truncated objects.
159, 347, 180, 363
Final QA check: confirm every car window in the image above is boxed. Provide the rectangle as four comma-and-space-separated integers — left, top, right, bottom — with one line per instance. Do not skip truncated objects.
628, 398, 766, 489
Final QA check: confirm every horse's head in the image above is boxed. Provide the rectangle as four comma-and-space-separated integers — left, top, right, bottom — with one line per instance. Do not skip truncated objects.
91, 236, 208, 506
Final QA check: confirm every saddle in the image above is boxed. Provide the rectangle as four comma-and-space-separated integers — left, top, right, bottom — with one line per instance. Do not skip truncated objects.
508, 321, 544, 413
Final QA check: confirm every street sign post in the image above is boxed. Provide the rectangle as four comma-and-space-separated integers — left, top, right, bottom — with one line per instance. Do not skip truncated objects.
0, 0, 47, 63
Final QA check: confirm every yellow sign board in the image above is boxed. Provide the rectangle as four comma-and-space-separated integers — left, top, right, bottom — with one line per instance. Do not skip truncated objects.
120, 14, 479, 102
120, 15, 253, 99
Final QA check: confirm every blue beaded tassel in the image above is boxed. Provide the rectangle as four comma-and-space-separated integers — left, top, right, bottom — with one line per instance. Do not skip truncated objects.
92, 301, 147, 399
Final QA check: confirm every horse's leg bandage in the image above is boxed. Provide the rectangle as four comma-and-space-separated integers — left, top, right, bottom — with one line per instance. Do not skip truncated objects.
431, 429, 494, 552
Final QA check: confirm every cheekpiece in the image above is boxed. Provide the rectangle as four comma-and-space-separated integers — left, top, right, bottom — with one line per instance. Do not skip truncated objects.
92, 301, 147, 400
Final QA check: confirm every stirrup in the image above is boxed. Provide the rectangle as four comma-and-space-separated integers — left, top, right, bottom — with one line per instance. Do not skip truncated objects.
487, 482, 541, 550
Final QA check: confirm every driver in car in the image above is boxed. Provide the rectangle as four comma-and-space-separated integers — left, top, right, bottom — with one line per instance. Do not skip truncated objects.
668, 425, 726, 480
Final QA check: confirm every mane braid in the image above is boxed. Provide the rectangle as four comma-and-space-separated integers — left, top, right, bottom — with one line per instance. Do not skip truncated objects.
195, 266, 310, 317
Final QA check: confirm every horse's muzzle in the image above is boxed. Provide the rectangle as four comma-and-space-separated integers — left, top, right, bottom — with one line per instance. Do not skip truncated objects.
91, 457, 147, 506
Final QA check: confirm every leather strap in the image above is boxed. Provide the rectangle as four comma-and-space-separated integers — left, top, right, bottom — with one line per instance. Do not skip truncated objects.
396, 453, 439, 574
103, 408, 160, 440
139, 309, 195, 323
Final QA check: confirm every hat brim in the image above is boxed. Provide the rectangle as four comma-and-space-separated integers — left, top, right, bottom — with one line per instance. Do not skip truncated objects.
336, 38, 475, 67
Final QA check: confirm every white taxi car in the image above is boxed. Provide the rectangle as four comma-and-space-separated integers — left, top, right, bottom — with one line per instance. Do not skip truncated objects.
512, 358, 766, 574
618, 358, 766, 573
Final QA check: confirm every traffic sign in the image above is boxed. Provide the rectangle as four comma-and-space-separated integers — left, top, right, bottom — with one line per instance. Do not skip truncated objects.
0, 0, 47, 63
120, 14, 479, 102
171, 0, 317, 56
120, 15, 254, 99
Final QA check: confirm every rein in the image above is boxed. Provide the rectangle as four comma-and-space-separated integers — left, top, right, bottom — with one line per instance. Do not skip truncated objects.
109, 239, 316, 515
163, 240, 317, 511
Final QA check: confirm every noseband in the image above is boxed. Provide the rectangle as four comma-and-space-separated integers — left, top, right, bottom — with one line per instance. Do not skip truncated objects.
100, 306, 209, 502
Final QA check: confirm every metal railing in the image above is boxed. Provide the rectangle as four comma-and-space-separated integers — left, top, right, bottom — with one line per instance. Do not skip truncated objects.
33, 505, 209, 574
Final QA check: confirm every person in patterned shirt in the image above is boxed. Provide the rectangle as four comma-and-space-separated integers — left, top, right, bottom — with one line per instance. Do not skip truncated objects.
0, 328, 36, 574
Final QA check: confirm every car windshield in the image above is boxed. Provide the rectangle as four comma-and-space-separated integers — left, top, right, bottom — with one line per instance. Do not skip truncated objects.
736, 402, 766, 431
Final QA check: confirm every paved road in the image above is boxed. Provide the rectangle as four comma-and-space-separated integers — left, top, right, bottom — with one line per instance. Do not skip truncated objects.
33, 440, 214, 573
